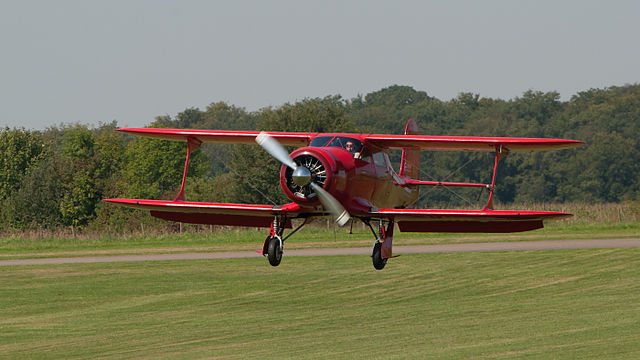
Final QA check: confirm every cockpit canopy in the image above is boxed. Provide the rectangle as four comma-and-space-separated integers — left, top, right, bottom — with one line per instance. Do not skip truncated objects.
309, 136, 362, 153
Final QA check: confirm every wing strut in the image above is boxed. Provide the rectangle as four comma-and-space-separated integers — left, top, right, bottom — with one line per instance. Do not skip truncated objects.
484, 144, 508, 210
174, 136, 202, 201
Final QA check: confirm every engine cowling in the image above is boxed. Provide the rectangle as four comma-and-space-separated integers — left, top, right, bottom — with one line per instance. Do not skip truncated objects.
280, 148, 335, 204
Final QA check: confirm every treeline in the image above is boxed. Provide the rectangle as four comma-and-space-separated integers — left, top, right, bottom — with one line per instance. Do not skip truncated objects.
1, 84, 639, 232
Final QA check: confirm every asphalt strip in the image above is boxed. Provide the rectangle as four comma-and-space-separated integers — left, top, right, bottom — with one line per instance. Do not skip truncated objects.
1, 238, 639, 266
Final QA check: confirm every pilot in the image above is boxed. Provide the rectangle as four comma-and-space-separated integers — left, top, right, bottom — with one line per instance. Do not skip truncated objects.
345, 141, 360, 158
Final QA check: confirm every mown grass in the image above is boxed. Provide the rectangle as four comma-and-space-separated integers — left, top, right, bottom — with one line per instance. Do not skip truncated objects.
1, 248, 640, 358
0, 221, 638, 259
0, 221, 636, 260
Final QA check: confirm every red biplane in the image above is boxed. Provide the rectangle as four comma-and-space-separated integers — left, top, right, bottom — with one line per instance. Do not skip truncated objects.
105, 119, 583, 269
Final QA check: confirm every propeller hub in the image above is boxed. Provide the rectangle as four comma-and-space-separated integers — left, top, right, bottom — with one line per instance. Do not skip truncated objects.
292, 166, 311, 186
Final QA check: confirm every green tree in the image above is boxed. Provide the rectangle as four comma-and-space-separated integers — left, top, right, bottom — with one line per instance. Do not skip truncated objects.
347, 85, 433, 134
0, 128, 44, 200
56, 125, 101, 227
6, 150, 65, 229
573, 132, 640, 202
200, 102, 257, 130
259, 96, 355, 132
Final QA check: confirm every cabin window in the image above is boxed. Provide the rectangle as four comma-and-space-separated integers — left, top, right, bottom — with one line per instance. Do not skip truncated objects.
309, 136, 333, 147
373, 151, 386, 167
310, 136, 364, 157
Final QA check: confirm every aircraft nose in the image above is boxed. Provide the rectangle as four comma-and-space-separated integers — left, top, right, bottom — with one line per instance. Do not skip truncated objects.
292, 166, 311, 186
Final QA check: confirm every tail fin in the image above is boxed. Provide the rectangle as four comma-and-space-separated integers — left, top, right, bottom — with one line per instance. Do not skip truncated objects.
399, 119, 420, 179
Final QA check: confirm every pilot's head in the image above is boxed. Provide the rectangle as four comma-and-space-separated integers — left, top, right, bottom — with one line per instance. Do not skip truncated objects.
345, 141, 355, 153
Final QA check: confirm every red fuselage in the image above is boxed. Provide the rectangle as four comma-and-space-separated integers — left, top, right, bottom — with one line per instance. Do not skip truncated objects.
279, 135, 418, 217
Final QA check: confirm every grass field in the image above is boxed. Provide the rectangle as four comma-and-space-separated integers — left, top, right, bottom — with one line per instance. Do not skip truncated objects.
1, 203, 638, 358
1, 221, 639, 260
1, 248, 640, 359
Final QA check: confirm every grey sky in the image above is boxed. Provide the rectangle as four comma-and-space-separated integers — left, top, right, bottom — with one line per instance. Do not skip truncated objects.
1, 0, 638, 129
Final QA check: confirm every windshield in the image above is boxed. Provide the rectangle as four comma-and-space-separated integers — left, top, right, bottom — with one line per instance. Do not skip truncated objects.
309, 136, 362, 152
328, 137, 362, 153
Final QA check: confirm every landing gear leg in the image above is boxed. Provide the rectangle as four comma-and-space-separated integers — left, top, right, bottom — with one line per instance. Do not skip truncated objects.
262, 216, 309, 267
263, 216, 286, 267
363, 219, 394, 270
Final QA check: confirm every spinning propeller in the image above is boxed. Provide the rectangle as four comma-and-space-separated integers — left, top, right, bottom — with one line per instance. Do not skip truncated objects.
256, 132, 350, 226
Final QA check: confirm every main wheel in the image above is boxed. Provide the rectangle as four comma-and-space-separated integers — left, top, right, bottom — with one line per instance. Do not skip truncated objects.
372, 242, 387, 270
267, 237, 283, 266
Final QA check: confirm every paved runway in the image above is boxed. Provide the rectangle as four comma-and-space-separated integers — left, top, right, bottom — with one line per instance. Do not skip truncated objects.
1, 238, 639, 266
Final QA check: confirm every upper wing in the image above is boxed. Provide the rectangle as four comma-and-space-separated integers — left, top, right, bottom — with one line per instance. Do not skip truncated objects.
118, 128, 583, 152
117, 128, 314, 147
104, 198, 308, 228
374, 208, 571, 233
365, 134, 583, 152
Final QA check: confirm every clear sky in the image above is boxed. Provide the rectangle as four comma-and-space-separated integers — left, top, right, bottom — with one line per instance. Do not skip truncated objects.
1, 0, 638, 129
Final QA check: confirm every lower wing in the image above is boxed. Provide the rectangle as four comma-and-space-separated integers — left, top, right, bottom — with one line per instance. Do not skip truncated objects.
374, 209, 571, 233
104, 199, 306, 228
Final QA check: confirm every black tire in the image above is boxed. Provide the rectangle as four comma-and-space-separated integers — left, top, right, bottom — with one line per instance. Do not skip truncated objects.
267, 237, 283, 267
372, 242, 387, 270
